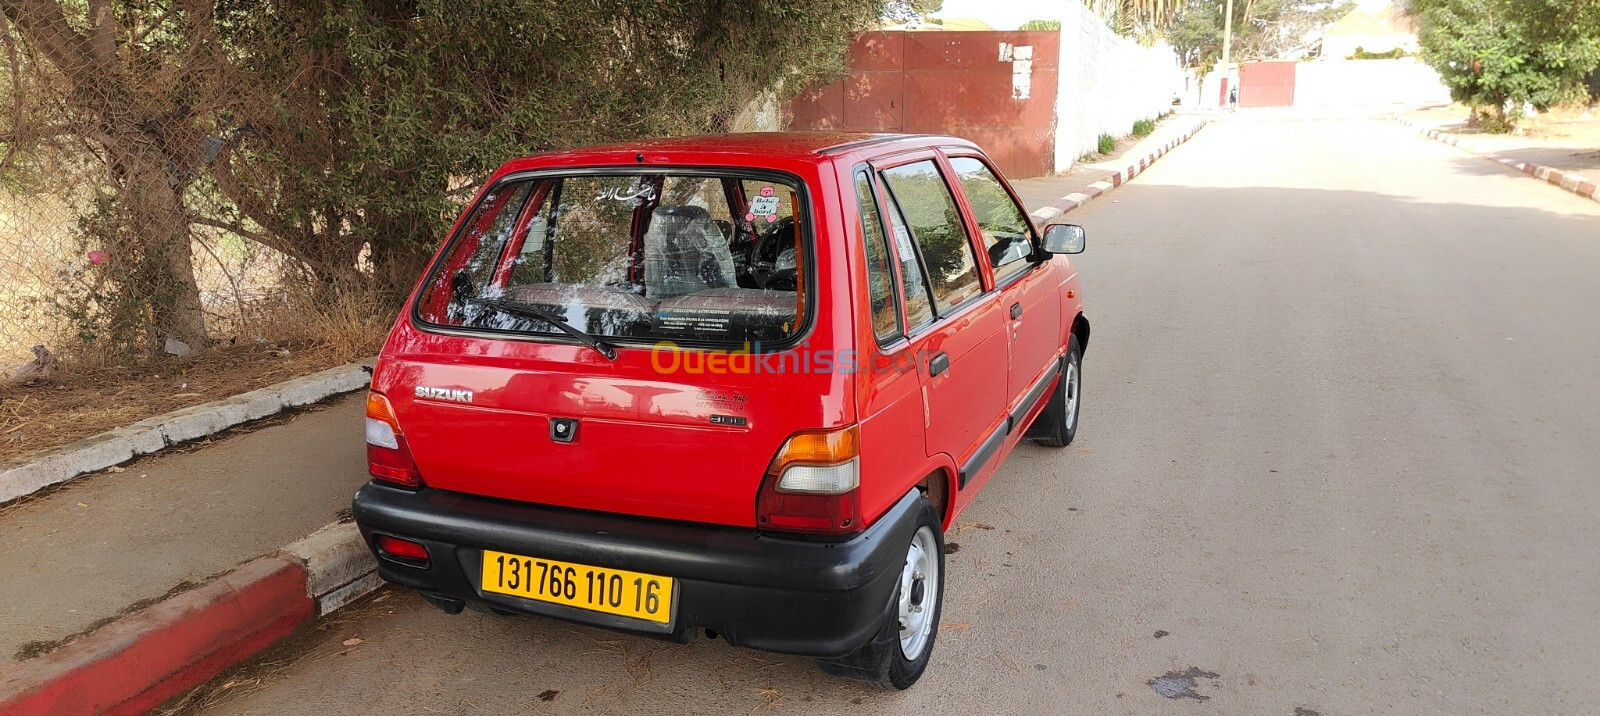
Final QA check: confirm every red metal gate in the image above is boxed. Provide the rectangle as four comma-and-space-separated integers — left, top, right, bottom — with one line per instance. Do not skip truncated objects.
1239, 61, 1297, 107
788, 31, 1060, 179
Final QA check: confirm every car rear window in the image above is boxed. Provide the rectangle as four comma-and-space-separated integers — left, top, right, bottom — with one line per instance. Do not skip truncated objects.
414, 171, 808, 346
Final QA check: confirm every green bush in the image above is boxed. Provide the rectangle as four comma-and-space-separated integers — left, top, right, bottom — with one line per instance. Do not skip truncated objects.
1132, 118, 1156, 137
1348, 46, 1407, 60
1097, 133, 1116, 154
1413, 0, 1600, 131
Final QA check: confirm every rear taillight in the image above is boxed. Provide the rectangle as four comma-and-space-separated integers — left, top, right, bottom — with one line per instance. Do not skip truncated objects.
757, 426, 863, 535
374, 534, 430, 567
366, 391, 423, 488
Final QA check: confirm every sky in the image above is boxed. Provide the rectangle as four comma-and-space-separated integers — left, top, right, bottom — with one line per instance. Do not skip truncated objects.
930, 0, 1059, 29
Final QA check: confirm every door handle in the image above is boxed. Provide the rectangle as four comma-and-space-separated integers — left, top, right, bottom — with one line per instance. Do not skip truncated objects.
1010, 302, 1023, 319
928, 352, 950, 377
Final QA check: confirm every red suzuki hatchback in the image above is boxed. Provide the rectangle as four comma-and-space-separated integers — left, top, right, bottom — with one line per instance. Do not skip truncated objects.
354, 132, 1089, 689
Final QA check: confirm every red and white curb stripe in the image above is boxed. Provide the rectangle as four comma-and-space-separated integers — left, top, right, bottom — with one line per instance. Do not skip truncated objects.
1030, 119, 1210, 224
0, 522, 377, 715
1396, 117, 1600, 203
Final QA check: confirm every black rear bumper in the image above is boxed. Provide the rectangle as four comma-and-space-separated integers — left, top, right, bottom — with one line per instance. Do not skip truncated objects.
351, 484, 920, 657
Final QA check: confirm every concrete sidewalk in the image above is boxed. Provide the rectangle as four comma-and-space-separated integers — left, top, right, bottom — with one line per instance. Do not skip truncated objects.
1010, 116, 1208, 222
0, 395, 366, 666
1401, 106, 1600, 178
1010, 114, 1203, 211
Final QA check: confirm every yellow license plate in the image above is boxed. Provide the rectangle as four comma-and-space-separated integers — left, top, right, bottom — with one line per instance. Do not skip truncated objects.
479, 550, 674, 624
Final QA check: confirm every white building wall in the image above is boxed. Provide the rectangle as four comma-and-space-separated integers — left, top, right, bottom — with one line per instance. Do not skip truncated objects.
1294, 59, 1450, 107
1053, 1, 1184, 171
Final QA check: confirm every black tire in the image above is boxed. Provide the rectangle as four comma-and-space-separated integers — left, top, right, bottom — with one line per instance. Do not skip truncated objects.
1032, 335, 1083, 448
817, 496, 945, 690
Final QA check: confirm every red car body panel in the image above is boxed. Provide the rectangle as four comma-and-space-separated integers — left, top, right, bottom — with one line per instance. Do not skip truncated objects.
370, 131, 1085, 533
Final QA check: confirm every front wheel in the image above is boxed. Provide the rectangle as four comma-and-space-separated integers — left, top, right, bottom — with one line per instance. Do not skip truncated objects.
817, 497, 945, 689
1032, 335, 1082, 448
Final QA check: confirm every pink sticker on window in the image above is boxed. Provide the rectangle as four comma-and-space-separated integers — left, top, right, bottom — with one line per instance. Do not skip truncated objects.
746, 186, 780, 224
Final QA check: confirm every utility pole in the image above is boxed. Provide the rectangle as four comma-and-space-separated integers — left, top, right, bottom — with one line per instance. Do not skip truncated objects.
1218, 0, 1235, 107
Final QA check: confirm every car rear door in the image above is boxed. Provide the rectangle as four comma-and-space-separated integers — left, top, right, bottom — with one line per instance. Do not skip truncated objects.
871, 153, 1009, 491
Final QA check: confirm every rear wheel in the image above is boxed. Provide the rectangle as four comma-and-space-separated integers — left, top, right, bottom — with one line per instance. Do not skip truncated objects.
1032, 336, 1082, 448
817, 497, 945, 689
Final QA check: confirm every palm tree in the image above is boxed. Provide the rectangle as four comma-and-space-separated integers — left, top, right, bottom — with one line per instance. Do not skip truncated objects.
1087, 0, 1180, 31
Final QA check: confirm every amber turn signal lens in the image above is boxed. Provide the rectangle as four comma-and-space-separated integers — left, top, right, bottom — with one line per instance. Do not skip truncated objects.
769, 426, 859, 470
366, 391, 399, 424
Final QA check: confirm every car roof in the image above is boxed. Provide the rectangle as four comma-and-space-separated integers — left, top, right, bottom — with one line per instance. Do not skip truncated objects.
504, 132, 980, 169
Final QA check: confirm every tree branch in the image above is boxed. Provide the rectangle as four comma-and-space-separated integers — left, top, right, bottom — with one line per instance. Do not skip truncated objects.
190, 215, 310, 266
0, 0, 103, 90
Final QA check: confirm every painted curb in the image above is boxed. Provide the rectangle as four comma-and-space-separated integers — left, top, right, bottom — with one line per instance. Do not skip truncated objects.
0, 521, 378, 716
1395, 117, 1600, 204
0, 359, 374, 505
0, 557, 313, 716
284, 521, 383, 615
1030, 119, 1209, 224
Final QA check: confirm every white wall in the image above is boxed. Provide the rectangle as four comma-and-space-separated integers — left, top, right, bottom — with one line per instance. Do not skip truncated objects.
1051, 1, 1185, 171
1200, 66, 1240, 108
1294, 59, 1450, 108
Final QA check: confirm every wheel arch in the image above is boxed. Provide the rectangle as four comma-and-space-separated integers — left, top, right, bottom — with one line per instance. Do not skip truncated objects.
915, 466, 959, 530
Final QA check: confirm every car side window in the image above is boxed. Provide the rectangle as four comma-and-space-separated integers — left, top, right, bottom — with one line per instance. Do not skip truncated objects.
879, 182, 936, 332
854, 171, 903, 342
879, 161, 984, 316
947, 156, 1036, 284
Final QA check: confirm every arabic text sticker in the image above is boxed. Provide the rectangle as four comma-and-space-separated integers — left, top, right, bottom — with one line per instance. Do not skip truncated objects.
745, 186, 781, 224
893, 225, 915, 257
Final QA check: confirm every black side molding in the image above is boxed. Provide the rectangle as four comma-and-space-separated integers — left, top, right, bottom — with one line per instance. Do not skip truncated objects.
958, 421, 1007, 489
1008, 357, 1063, 431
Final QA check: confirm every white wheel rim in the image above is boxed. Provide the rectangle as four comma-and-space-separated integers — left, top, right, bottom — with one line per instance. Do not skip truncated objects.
1064, 358, 1080, 429
897, 526, 939, 660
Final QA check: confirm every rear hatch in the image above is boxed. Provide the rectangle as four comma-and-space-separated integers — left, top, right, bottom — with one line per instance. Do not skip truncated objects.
374, 165, 843, 528
380, 348, 835, 528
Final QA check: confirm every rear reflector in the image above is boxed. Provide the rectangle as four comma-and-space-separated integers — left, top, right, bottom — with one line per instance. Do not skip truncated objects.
366, 391, 423, 488
374, 534, 430, 565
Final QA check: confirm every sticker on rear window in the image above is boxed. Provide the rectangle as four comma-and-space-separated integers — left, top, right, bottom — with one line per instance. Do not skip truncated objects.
746, 186, 780, 224
893, 225, 915, 256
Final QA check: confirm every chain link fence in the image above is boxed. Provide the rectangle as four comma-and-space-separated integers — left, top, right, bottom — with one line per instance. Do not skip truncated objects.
0, 7, 308, 376
0, 145, 300, 373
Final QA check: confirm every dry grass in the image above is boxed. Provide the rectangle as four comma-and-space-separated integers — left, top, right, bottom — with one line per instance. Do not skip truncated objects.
0, 286, 390, 463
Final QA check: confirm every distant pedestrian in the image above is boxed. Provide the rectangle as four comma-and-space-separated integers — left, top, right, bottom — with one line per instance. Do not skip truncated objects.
1228, 86, 1238, 111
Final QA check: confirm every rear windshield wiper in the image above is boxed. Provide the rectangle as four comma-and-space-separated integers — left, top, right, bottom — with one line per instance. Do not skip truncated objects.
468, 297, 618, 360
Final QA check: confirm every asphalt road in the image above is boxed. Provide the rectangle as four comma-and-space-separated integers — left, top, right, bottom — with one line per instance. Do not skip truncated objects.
171, 116, 1600, 715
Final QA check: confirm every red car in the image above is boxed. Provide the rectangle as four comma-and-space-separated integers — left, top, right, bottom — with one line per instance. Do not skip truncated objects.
354, 132, 1089, 688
